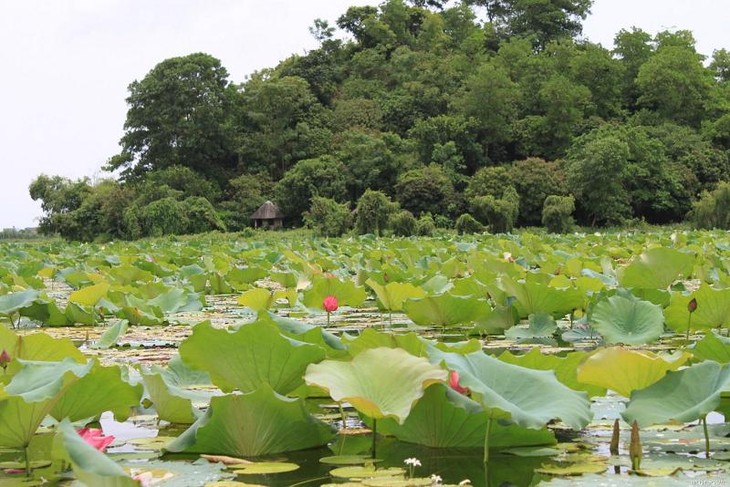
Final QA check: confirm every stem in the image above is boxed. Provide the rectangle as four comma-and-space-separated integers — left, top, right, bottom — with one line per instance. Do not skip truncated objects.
339, 403, 347, 429
686, 313, 692, 343
483, 416, 493, 463
702, 416, 710, 458
371, 418, 377, 459
24, 445, 30, 476
326, 311, 330, 327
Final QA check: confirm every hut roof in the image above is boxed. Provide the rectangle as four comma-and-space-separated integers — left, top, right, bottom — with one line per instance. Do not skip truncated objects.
251, 201, 284, 220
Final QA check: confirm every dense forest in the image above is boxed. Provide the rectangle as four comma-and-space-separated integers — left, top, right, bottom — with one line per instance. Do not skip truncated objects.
30, 0, 730, 240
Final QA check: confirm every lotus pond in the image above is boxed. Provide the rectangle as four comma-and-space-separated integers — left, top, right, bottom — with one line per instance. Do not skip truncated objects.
1, 230, 730, 486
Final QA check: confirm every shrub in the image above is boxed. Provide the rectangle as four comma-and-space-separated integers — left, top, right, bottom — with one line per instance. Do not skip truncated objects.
542, 195, 575, 233
355, 190, 397, 236
182, 197, 227, 234
415, 213, 436, 236
390, 210, 417, 236
394, 164, 456, 217
455, 213, 484, 234
690, 181, 730, 229
303, 196, 352, 237
472, 186, 520, 233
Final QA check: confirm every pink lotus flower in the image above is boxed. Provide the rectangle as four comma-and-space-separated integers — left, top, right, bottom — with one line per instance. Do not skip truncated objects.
449, 370, 469, 395
323, 295, 339, 312
77, 427, 115, 452
0, 349, 10, 371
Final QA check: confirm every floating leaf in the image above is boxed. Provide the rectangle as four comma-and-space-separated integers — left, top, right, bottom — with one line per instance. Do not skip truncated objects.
329, 466, 406, 479
576, 347, 690, 398
231, 462, 299, 475
589, 295, 664, 345
319, 455, 374, 465
304, 347, 447, 423
535, 463, 607, 476
166, 388, 333, 457
623, 361, 730, 427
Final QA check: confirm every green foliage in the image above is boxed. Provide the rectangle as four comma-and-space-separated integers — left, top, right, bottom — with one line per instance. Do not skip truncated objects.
389, 209, 417, 237
690, 181, 730, 229
354, 189, 397, 236
303, 197, 352, 237
542, 195, 575, 233
415, 213, 437, 236
473, 186, 520, 233
511, 158, 568, 225
455, 213, 483, 234
395, 164, 457, 217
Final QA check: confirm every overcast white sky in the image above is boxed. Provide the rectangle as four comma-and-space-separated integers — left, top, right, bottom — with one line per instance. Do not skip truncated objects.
0, 0, 726, 229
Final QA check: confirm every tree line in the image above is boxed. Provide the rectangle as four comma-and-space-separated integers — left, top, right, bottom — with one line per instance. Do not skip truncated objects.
30, 0, 730, 240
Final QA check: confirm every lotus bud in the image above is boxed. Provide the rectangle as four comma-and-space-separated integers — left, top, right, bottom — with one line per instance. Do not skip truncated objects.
449, 370, 470, 395
629, 420, 642, 471
610, 419, 620, 455
323, 295, 339, 313
0, 349, 10, 371
688, 298, 697, 313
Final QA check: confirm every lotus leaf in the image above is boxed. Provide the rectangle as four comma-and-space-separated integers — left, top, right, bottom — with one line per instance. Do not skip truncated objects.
403, 294, 489, 327
53, 419, 137, 486
576, 347, 690, 398
622, 361, 730, 427
375, 384, 556, 448
0, 387, 56, 448
618, 247, 693, 290
498, 348, 604, 397
498, 275, 582, 319
166, 387, 333, 456
504, 313, 557, 340
664, 285, 730, 332
429, 349, 592, 430
589, 295, 664, 345
302, 275, 367, 309
692, 332, 730, 364
68, 282, 110, 307
304, 347, 448, 423
179, 320, 325, 394
50, 361, 143, 422
91, 320, 129, 350
365, 279, 426, 312
0, 289, 39, 317
342, 328, 429, 357
237, 288, 274, 313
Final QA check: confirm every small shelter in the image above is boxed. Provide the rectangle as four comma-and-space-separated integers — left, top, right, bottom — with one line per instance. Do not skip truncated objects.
250, 200, 284, 229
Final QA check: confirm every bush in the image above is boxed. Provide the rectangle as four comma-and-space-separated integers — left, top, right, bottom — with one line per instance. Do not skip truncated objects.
303, 197, 352, 237
455, 213, 484, 234
355, 190, 397, 236
472, 186, 520, 233
182, 196, 227, 234
542, 195, 575, 233
415, 213, 436, 236
690, 181, 730, 229
390, 210, 417, 236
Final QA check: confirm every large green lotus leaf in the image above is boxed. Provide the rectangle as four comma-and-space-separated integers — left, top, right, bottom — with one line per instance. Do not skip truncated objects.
65, 302, 97, 325
498, 348, 605, 397
365, 279, 426, 312
179, 320, 325, 394
148, 288, 204, 313
342, 328, 430, 357
18, 333, 86, 363
260, 313, 345, 354
473, 304, 519, 335
166, 388, 333, 457
429, 349, 592, 430
304, 347, 448, 423
20, 298, 71, 326
0, 385, 56, 448
51, 362, 143, 422
237, 288, 274, 312
498, 275, 582, 319
5, 358, 93, 402
302, 275, 367, 309
141, 372, 202, 424
589, 294, 664, 345
664, 285, 730, 332
226, 266, 268, 287
0, 289, 39, 316
375, 384, 556, 449
618, 247, 694, 290
622, 361, 730, 427
68, 282, 110, 307
504, 313, 557, 340
403, 294, 489, 327
576, 347, 690, 398
91, 320, 129, 350
54, 419, 137, 487
692, 332, 730, 364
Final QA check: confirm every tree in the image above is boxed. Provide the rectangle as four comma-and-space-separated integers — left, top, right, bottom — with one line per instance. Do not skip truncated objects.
335, 130, 404, 200
354, 190, 397, 235
29, 175, 92, 237
542, 195, 575, 233
472, 186, 520, 233
612, 28, 654, 109
394, 164, 457, 217
303, 197, 352, 237
510, 158, 568, 225
107, 53, 238, 184
690, 182, 730, 230
274, 156, 348, 224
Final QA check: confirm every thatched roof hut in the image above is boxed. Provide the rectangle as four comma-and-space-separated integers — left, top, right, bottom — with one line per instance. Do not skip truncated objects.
251, 201, 284, 228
